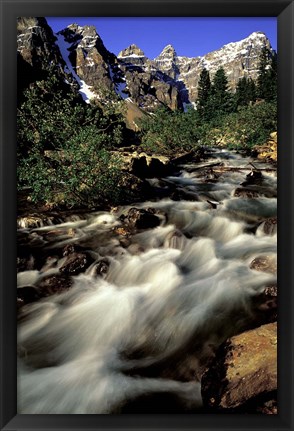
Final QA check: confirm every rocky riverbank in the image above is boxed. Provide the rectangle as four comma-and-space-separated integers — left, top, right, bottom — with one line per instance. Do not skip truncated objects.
17, 147, 277, 414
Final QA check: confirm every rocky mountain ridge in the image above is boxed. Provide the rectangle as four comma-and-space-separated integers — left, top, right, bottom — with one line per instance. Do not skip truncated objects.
17, 18, 275, 119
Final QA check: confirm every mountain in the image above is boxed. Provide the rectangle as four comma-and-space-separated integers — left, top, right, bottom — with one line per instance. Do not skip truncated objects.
17, 18, 275, 123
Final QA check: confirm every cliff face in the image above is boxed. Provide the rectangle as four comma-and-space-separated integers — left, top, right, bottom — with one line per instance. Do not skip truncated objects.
154, 32, 273, 103
17, 17, 80, 100
17, 18, 275, 113
17, 17, 61, 68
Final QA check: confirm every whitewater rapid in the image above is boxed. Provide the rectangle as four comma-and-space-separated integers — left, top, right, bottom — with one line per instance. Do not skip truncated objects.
17, 149, 277, 413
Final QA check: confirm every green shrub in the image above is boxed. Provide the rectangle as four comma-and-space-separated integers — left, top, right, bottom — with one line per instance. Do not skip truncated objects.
196, 101, 277, 149
17, 71, 125, 208
138, 107, 201, 156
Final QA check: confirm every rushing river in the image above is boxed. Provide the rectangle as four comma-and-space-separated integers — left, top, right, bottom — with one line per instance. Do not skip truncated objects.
17, 149, 277, 413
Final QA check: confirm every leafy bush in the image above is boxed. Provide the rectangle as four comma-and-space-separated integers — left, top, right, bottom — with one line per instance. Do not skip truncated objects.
17, 71, 125, 208
138, 107, 201, 156
197, 101, 277, 149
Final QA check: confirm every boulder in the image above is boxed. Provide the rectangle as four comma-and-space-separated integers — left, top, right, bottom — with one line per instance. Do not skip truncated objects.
121, 207, 161, 230
241, 170, 263, 186
37, 274, 73, 295
250, 255, 277, 275
91, 259, 109, 278
130, 153, 171, 178
59, 252, 94, 275
258, 217, 277, 235
201, 322, 277, 412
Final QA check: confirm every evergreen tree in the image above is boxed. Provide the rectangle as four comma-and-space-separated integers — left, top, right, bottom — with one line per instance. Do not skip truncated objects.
197, 68, 211, 119
209, 67, 233, 117
267, 51, 277, 103
257, 47, 277, 102
248, 78, 257, 103
235, 76, 256, 107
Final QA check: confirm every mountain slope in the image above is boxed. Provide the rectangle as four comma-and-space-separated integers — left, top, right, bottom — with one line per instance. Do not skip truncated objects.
17, 18, 275, 117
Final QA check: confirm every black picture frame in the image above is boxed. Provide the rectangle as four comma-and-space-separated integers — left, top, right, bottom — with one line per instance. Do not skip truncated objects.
1, 0, 293, 430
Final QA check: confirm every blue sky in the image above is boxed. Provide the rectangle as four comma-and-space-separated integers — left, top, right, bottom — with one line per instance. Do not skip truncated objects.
46, 17, 277, 59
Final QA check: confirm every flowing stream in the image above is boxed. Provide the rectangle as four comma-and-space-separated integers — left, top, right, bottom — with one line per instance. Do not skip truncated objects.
17, 149, 277, 413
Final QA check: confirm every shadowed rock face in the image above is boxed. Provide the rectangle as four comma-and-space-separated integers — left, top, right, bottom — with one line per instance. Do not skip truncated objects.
58, 24, 116, 91
17, 17, 60, 67
118, 44, 146, 58
17, 18, 275, 114
201, 322, 277, 413
17, 17, 67, 92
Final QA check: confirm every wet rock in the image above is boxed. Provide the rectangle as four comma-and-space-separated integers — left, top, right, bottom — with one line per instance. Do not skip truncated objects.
114, 227, 129, 236
241, 170, 262, 186
91, 259, 109, 278
37, 274, 73, 295
250, 255, 277, 275
201, 322, 277, 412
59, 252, 94, 275
122, 207, 161, 230
263, 284, 277, 297
118, 172, 153, 202
258, 217, 277, 235
62, 243, 84, 257
17, 254, 35, 272
17, 274, 73, 309
17, 285, 40, 304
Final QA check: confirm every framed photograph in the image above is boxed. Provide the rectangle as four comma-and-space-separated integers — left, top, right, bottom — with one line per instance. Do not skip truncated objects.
1, 0, 293, 430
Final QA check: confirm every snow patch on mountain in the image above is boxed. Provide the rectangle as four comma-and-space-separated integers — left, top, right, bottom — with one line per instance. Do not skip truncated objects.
108, 64, 129, 99
55, 33, 97, 103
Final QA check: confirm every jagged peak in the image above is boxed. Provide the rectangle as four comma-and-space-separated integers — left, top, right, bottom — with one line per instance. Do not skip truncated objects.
156, 44, 177, 59
247, 31, 267, 38
199, 31, 271, 66
61, 23, 99, 39
118, 44, 145, 58
67, 23, 83, 32
220, 31, 270, 52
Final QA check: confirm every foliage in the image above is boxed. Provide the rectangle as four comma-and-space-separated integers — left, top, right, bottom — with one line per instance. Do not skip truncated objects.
209, 67, 234, 116
138, 106, 201, 156
199, 101, 277, 149
197, 68, 211, 120
17, 70, 125, 207
256, 47, 277, 103
235, 77, 256, 107
196, 67, 235, 123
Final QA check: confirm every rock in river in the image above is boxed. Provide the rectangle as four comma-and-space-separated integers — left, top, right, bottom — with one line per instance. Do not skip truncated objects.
201, 322, 277, 413
121, 207, 162, 230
